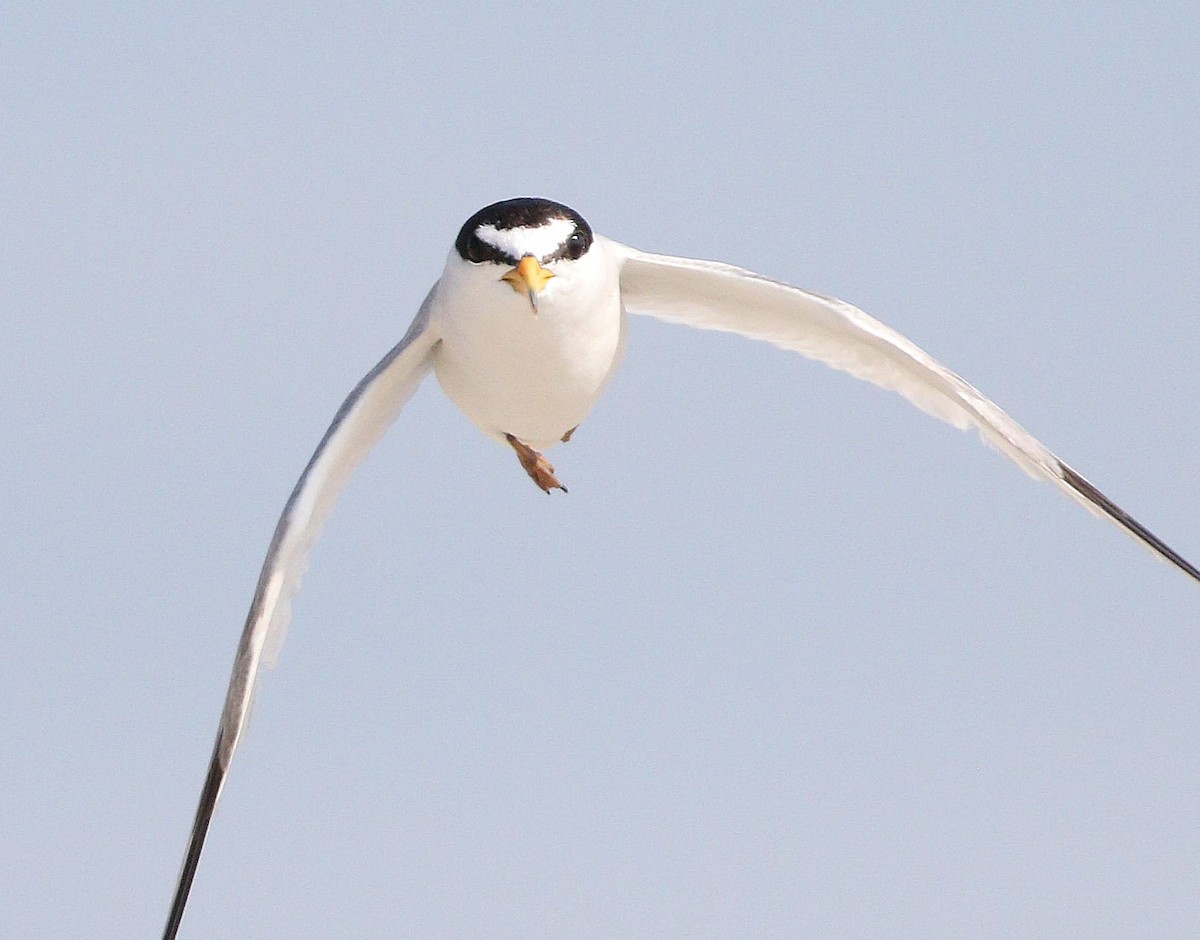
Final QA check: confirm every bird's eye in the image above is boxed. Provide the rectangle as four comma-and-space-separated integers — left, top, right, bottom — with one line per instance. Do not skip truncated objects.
465, 235, 490, 264
564, 230, 588, 260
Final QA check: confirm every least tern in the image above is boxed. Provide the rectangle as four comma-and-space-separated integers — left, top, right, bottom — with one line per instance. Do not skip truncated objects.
163, 197, 1198, 938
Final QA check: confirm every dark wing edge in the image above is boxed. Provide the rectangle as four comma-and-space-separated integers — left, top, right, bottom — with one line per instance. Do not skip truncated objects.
611, 242, 1199, 586
162, 746, 223, 939
1058, 463, 1200, 582
162, 293, 440, 939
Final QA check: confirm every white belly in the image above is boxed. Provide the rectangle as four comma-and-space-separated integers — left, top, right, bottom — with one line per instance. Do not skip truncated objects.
432, 268, 626, 450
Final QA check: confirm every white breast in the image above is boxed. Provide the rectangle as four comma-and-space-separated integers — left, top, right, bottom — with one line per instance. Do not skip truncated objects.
431, 239, 626, 450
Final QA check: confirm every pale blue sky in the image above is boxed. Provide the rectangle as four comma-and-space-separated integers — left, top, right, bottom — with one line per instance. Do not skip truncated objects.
4, 5, 1200, 937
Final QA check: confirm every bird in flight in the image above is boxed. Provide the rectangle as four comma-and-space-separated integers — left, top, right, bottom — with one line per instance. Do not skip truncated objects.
162, 197, 1198, 938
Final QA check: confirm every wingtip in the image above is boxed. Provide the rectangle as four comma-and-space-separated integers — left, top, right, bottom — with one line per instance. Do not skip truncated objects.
163, 740, 227, 939
1058, 462, 1200, 585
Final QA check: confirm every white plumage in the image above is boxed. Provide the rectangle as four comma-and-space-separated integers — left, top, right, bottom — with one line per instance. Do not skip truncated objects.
162, 197, 1197, 940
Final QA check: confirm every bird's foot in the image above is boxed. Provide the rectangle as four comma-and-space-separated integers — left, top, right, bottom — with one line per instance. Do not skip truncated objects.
560, 425, 578, 443
505, 434, 568, 494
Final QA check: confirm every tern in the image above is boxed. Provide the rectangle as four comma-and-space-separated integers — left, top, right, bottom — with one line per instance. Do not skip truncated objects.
163, 197, 1198, 937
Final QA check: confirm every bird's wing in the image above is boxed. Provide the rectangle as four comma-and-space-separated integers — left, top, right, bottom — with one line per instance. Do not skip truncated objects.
163, 289, 441, 940
611, 239, 1199, 584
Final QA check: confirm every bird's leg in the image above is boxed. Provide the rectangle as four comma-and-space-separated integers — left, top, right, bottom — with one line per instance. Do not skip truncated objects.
560, 425, 578, 443
505, 434, 568, 494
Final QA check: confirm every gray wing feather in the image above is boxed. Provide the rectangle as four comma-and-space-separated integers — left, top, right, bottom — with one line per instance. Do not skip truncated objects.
612, 240, 1198, 584
163, 288, 440, 939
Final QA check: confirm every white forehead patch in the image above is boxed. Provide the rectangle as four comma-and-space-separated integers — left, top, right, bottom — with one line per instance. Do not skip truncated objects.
476, 217, 577, 262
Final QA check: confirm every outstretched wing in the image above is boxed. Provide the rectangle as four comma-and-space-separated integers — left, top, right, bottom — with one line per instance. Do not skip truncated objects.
611, 240, 1198, 584
163, 290, 441, 939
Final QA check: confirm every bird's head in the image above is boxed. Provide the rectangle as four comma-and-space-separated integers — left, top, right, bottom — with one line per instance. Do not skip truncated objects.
453, 197, 596, 313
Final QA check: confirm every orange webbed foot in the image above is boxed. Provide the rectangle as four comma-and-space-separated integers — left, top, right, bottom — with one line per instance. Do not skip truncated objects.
505, 433, 568, 494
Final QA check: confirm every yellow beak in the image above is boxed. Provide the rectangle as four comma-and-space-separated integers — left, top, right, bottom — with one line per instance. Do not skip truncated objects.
501, 254, 554, 312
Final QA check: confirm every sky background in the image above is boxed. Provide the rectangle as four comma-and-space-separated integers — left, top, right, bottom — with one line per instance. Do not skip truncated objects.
4, 4, 1200, 938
